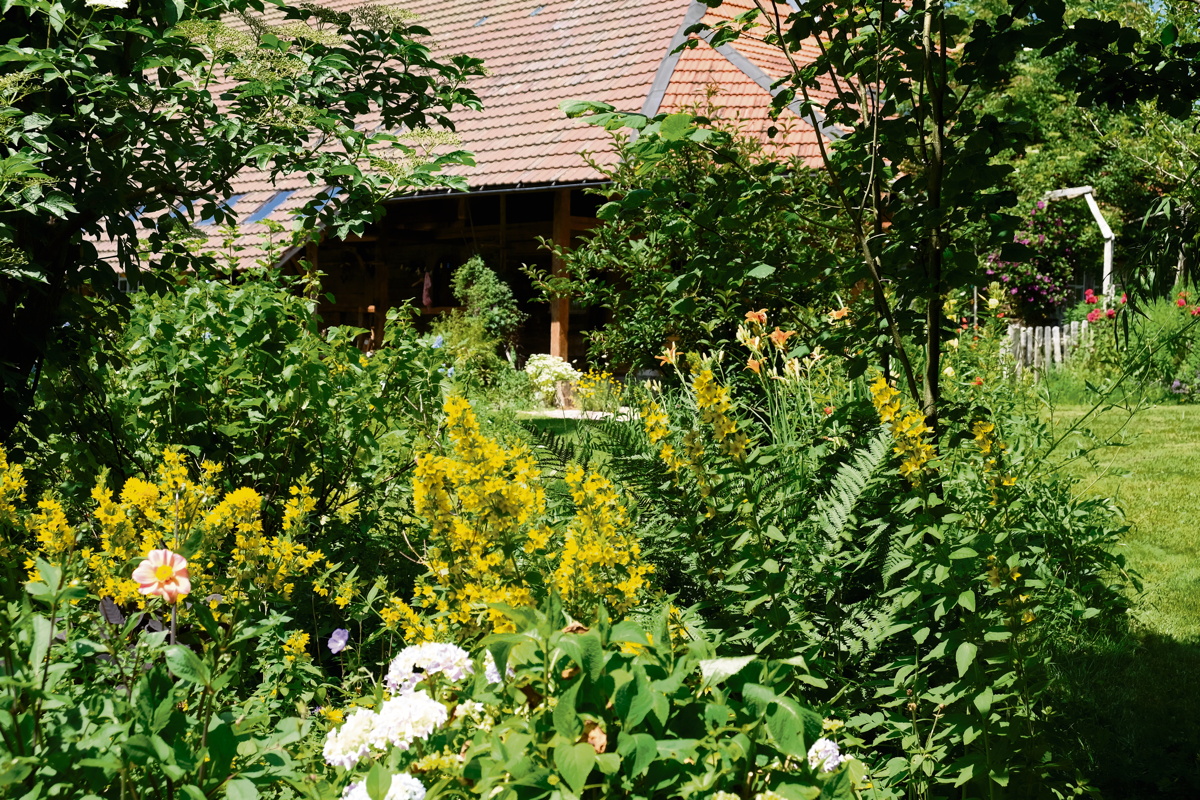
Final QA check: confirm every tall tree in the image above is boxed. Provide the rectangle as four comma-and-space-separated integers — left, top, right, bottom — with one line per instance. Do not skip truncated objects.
0, 0, 484, 438
669, 0, 1200, 441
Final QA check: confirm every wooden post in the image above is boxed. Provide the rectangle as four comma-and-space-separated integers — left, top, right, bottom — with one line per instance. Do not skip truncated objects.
550, 188, 571, 361
1010, 325, 1022, 377
1044, 325, 1053, 369
1052, 325, 1062, 367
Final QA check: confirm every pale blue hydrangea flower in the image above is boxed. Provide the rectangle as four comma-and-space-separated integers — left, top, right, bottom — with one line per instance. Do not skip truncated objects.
807, 737, 842, 772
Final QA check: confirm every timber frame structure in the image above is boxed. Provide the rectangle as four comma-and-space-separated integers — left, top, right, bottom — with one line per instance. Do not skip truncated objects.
100, 0, 837, 363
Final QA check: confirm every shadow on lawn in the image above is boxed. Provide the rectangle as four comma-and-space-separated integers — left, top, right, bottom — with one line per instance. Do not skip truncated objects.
1052, 625, 1200, 798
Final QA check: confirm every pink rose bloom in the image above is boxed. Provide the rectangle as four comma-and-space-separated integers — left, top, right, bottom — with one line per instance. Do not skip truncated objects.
1086, 310, 1101, 323
132, 549, 191, 603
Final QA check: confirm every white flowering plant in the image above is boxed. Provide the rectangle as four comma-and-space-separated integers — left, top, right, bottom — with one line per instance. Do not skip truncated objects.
523, 354, 582, 407
319, 598, 875, 800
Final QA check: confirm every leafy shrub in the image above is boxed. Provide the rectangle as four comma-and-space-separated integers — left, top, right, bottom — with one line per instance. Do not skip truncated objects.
539, 110, 845, 369
1053, 293, 1200, 401
0, 448, 340, 799
15, 273, 443, 578
985, 203, 1097, 325
391, 397, 652, 640
567, 317, 1129, 798
325, 600, 875, 800
450, 256, 525, 346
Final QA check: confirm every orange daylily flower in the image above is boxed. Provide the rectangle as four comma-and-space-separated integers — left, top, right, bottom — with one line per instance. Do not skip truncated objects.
769, 327, 795, 349
744, 309, 768, 325
655, 341, 679, 366
829, 307, 850, 321
746, 358, 762, 374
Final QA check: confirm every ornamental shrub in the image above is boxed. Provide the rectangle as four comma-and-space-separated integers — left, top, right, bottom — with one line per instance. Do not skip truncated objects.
564, 311, 1130, 798
450, 256, 525, 346
323, 600, 875, 800
523, 354, 582, 407
0, 446, 358, 799
383, 397, 652, 640
14, 272, 444, 583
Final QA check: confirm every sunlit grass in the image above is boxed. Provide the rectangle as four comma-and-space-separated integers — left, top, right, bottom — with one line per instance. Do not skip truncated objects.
1051, 402, 1200, 641
1048, 402, 1200, 796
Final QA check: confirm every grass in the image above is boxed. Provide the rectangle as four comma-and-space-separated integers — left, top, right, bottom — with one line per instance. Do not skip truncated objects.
1049, 402, 1200, 640
1047, 402, 1200, 796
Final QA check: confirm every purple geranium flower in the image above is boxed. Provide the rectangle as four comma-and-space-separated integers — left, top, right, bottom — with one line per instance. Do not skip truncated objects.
328, 628, 350, 654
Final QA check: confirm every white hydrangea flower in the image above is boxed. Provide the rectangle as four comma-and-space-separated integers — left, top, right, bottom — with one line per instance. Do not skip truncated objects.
482, 650, 515, 684
385, 642, 474, 693
342, 773, 426, 800
323, 707, 377, 768
370, 691, 449, 752
807, 737, 843, 772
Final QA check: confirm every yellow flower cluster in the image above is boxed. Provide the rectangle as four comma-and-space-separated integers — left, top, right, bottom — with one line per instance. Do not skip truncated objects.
575, 368, 621, 411
31, 498, 73, 557
694, 368, 749, 460
553, 465, 652, 615
972, 420, 1016, 500
380, 596, 436, 642
0, 447, 26, 528
282, 630, 310, 664
282, 485, 316, 534
409, 397, 650, 636
869, 375, 935, 484
81, 450, 323, 608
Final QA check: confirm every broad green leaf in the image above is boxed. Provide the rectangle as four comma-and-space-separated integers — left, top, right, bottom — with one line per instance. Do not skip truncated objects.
973, 686, 994, 715
553, 742, 595, 795
225, 778, 258, 800
552, 678, 582, 739
957, 590, 976, 612
164, 645, 210, 687
617, 732, 656, 777
955, 641, 978, 678
698, 655, 754, 685
365, 763, 390, 800
747, 263, 776, 279
658, 112, 695, 141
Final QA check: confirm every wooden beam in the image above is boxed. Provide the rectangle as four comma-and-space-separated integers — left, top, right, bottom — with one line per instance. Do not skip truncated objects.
550, 188, 571, 361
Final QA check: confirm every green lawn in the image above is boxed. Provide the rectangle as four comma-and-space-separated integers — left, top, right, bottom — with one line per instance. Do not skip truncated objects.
1048, 403, 1200, 796
1050, 403, 1200, 640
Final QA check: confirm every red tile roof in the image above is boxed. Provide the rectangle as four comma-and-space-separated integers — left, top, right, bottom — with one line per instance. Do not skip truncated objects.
96, 0, 832, 267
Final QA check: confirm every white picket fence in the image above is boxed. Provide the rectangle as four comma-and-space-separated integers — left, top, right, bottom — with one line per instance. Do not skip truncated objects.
1005, 321, 1092, 376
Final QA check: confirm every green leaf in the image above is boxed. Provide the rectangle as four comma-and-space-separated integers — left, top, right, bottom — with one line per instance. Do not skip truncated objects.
973, 686, 994, 715
955, 641, 977, 678
553, 742, 595, 795
747, 263, 776, 279
30, 615, 51, 682
957, 590, 975, 612
617, 732, 656, 777
365, 762, 391, 800
698, 655, 755, 685
164, 645, 210, 687
224, 778, 258, 800
594, 753, 620, 775
658, 113, 695, 141
552, 678, 582, 739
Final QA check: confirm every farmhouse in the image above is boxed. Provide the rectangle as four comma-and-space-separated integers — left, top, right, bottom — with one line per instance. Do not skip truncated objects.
127, 0, 837, 360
